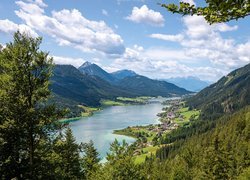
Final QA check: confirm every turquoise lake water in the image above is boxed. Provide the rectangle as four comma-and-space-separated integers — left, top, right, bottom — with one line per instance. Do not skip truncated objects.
70, 98, 166, 160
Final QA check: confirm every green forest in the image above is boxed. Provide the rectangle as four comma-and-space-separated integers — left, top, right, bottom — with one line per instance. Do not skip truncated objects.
0, 31, 249, 180
1, 0, 250, 178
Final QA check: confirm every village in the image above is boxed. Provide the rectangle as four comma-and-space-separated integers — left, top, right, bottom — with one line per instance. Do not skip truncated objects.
113, 99, 200, 163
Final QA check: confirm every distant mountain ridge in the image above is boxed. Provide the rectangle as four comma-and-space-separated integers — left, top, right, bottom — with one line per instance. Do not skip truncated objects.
50, 63, 191, 117
78, 61, 116, 83
78, 62, 138, 83
111, 69, 137, 80
51, 65, 135, 107
76, 61, 190, 96
165, 76, 210, 92
118, 75, 189, 97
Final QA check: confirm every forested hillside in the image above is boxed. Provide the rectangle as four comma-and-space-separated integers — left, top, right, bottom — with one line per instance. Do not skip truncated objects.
51, 64, 135, 107
187, 63, 250, 120
117, 75, 190, 97
50, 65, 190, 117
151, 106, 250, 179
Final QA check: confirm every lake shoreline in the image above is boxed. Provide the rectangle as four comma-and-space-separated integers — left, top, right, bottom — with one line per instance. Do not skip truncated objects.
70, 98, 167, 160
60, 96, 155, 123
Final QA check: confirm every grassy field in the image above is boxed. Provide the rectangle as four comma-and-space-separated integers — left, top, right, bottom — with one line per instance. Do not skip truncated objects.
134, 146, 161, 164
78, 105, 100, 117
59, 105, 100, 123
101, 96, 151, 107
114, 125, 157, 142
117, 96, 151, 103
174, 107, 200, 125
100, 100, 126, 106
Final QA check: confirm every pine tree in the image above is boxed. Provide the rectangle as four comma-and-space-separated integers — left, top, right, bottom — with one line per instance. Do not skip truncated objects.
82, 140, 100, 178
105, 139, 141, 180
55, 128, 84, 179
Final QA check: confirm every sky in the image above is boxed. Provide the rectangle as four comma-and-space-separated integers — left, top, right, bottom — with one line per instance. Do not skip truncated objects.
0, 0, 249, 82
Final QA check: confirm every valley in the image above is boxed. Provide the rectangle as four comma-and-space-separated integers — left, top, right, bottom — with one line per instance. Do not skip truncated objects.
1, 0, 249, 178
69, 97, 166, 160
113, 98, 200, 164
51, 62, 190, 118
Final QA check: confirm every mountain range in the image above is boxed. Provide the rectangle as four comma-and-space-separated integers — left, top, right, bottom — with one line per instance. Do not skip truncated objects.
78, 62, 116, 83
50, 62, 191, 117
165, 76, 211, 92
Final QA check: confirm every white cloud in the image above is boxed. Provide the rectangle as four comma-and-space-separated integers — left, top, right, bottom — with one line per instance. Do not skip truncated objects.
149, 15, 249, 77
13, 0, 125, 55
216, 23, 238, 32
53, 56, 85, 67
149, 33, 184, 42
0, 19, 38, 37
102, 9, 108, 16
126, 5, 164, 27
109, 45, 226, 82
16, 0, 44, 14
27, 0, 47, 7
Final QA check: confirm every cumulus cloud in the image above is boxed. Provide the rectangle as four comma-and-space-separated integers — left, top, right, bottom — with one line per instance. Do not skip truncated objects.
149, 34, 184, 42
149, 15, 249, 78
109, 45, 226, 82
0, 19, 38, 37
53, 56, 85, 67
126, 5, 164, 27
13, 0, 125, 55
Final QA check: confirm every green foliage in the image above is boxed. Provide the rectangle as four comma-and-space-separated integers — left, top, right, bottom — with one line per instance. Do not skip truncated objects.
161, 0, 250, 24
90, 139, 141, 180
187, 63, 250, 120
117, 75, 190, 97
82, 140, 100, 178
0, 31, 65, 179
154, 106, 250, 179
51, 128, 84, 179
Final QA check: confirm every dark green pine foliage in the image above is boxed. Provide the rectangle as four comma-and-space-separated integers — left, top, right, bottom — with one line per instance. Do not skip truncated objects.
0, 31, 65, 179
82, 140, 100, 178
187, 63, 250, 120
89, 139, 141, 180
52, 128, 84, 179
154, 106, 250, 179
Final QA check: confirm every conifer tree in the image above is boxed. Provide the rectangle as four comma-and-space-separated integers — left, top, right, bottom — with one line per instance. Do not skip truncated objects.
82, 140, 100, 178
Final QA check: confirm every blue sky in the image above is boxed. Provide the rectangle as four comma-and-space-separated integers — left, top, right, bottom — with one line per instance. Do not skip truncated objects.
0, 0, 249, 82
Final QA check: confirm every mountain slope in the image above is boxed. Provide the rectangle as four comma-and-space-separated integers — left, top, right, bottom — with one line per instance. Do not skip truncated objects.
117, 75, 191, 97
165, 76, 210, 92
50, 65, 135, 107
187, 63, 250, 119
111, 69, 137, 80
78, 61, 116, 83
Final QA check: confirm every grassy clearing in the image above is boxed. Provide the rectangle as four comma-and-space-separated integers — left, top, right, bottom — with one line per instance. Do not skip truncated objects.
59, 117, 82, 123
117, 96, 151, 103
174, 107, 200, 126
59, 105, 100, 123
101, 96, 152, 106
134, 146, 160, 164
100, 100, 126, 106
114, 125, 157, 142
78, 105, 100, 117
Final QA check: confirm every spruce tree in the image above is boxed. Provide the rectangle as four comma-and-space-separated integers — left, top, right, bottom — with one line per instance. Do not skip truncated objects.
82, 140, 100, 178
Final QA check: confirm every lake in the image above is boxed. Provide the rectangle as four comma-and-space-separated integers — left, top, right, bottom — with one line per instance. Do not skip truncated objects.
70, 98, 167, 160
